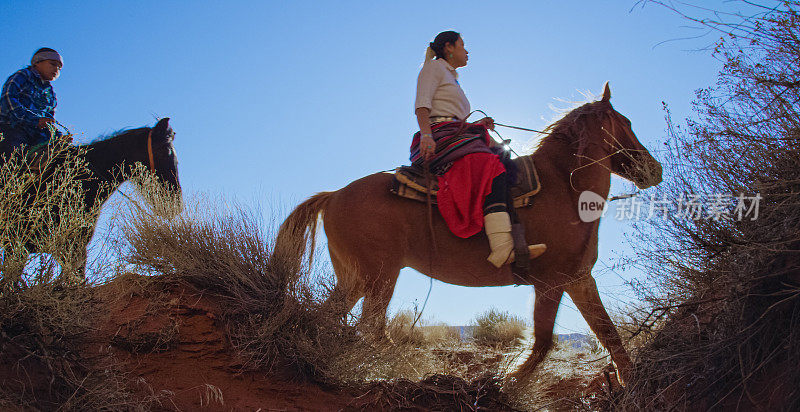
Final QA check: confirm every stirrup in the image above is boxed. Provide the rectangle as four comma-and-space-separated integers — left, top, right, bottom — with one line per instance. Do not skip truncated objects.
510, 224, 547, 275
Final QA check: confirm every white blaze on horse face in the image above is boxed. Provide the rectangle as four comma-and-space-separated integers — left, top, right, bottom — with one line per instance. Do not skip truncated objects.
578, 190, 607, 222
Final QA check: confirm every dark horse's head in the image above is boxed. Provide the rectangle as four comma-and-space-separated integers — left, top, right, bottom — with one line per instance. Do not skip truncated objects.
85, 117, 182, 216
143, 117, 181, 193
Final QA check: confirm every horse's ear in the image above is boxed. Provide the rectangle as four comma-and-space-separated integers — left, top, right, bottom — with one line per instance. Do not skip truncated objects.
152, 117, 173, 142
601, 82, 611, 102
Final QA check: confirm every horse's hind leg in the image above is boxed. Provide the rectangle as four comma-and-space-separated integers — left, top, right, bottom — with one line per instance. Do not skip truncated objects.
360, 261, 401, 339
566, 275, 632, 384
323, 251, 365, 318
510, 284, 563, 382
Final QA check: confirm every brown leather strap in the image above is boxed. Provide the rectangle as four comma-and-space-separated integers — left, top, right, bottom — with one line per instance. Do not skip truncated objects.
146, 129, 156, 172
511, 223, 530, 276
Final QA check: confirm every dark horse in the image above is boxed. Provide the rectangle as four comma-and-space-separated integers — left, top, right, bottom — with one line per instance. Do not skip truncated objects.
0, 118, 181, 282
275, 84, 662, 384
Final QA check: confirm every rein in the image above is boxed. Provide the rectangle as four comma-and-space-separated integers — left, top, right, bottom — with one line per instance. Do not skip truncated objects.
567, 115, 646, 199
470, 110, 645, 201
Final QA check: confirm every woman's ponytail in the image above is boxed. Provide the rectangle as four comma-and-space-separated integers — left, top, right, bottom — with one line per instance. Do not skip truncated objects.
424, 46, 436, 62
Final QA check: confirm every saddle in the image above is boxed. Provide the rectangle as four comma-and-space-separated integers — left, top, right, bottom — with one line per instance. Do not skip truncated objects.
391, 155, 542, 278
390, 155, 541, 208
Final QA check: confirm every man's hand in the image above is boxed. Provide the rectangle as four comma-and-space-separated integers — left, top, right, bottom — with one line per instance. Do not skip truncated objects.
37, 118, 55, 128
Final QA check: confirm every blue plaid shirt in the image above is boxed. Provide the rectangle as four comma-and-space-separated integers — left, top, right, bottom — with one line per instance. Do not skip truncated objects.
0, 66, 58, 146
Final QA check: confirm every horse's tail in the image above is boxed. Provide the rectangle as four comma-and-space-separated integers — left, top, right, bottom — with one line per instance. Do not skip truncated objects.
273, 191, 334, 275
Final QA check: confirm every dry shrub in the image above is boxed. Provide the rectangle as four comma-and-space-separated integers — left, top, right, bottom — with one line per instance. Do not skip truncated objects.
387, 310, 425, 345
619, 2, 800, 409
0, 141, 140, 409
0, 138, 102, 286
0, 285, 139, 410
355, 374, 521, 411
421, 322, 461, 345
472, 308, 526, 347
119, 194, 439, 385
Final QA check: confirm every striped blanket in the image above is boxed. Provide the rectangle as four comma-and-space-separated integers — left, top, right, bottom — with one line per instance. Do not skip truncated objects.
409, 121, 493, 174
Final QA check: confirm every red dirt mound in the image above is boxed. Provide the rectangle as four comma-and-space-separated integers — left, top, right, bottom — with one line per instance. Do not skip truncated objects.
89, 275, 355, 410
1, 275, 607, 410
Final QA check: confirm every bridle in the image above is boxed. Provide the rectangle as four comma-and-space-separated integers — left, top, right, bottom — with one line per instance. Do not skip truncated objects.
568, 111, 648, 193
87, 127, 160, 184
146, 129, 156, 173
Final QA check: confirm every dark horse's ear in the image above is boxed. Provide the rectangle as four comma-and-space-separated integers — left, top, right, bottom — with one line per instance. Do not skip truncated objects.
152, 117, 173, 143
601, 82, 611, 103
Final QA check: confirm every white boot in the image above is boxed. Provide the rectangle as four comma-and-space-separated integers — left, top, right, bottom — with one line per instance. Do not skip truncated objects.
484, 212, 547, 268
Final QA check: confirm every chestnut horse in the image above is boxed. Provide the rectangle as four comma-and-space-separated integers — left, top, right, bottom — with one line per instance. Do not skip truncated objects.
275, 84, 662, 383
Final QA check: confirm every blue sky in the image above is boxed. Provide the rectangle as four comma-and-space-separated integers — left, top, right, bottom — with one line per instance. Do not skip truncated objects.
1, 1, 725, 332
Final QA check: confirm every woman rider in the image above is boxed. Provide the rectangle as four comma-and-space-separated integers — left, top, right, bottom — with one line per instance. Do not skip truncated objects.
411, 30, 546, 269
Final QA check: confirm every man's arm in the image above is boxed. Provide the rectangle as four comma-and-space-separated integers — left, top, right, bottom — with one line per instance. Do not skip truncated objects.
1, 72, 40, 128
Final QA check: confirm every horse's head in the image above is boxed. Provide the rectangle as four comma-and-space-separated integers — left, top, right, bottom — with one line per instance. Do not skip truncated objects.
144, 118, 183, 215
595, 83, 662, 189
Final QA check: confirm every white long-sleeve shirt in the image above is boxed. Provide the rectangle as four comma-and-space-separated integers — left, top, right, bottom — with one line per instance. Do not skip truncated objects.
414, 59, 470, 121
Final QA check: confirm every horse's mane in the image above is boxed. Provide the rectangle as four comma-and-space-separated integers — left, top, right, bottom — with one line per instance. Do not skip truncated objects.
81, 127, 148, 147
537, 100, 611, 156
74, 127, 151, 174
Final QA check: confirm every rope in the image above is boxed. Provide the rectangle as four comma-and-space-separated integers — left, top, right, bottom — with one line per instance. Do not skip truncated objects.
468, 110, 644, 202
494, 122, 547, 134
413, 166, 438, 329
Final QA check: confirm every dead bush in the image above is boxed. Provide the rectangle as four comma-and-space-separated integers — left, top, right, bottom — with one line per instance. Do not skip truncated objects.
387, 310, 426, 345
0, 142, 140, 409
421, 323, 461, 345
0, 138, 102, 287
472, 308, 526, 347
119, 194, 443, 385
354, 374, 521, 411
619, 2, 800, 409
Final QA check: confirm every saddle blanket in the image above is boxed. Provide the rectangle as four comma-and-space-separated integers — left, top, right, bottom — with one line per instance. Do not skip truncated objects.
390, 155, 541, 208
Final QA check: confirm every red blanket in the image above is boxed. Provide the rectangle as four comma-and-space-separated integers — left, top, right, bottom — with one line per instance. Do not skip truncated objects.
436, 152, 506, 238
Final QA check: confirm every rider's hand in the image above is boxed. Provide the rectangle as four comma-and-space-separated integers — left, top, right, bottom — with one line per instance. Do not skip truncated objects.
37, 118, 55, 129
420, 134, 436, 161
475, 117, 495, 130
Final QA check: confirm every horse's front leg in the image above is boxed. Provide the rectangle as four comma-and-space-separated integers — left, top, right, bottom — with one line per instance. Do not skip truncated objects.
566, 275, 632, 385
509, 283, 563, 383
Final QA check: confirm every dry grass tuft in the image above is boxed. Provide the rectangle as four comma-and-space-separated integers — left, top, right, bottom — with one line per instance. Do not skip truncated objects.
119, 194, 448, 385
472, 308, 526, 348
421, 322, 461, 345
387, 310, 426, 345
355, 373, 522, 411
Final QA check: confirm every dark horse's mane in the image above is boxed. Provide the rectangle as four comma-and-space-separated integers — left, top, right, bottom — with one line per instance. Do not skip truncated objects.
81, 127, 149, 150
76, 127, 151, 176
